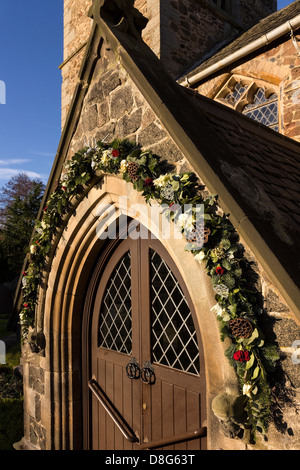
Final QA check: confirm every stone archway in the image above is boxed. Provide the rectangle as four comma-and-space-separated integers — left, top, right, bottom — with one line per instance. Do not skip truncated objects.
27, 175, 240, 450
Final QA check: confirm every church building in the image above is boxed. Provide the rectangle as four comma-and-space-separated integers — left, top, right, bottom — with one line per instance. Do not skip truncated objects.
14, 0, 300, 450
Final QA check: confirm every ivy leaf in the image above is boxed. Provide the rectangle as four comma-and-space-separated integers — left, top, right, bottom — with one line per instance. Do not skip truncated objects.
252, 366, 260, 380
130, 149, 142, 159
244, 328, 259, 346
246, 354, 255, 370
171, 180, 180, 192
222, 259, 232, 270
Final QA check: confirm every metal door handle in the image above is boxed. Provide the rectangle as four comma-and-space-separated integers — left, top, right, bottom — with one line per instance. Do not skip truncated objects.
140, 361, 156, 385
88, 379, 139, 443
126, 357, 141, 380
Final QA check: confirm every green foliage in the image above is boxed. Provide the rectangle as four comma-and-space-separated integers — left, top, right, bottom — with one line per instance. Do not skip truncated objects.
0, 358, 23, 450
5, 343, 21, 369
0, 174, 45, 281
0, 398, 23, 450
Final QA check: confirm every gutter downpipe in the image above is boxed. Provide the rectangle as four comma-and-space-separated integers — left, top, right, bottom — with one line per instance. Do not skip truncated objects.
180, 14, 300, 87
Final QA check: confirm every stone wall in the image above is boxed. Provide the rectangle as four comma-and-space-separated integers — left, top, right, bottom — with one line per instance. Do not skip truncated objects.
69, 48, 185, 171
136, 0, 242, 78
239, 0, 277, 28
60, 0, 278, 125
61, 0, 92, 128
195, 32, 300, 142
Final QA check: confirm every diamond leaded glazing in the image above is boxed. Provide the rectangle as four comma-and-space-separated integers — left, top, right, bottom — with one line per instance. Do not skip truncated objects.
99, 251, 132, 354
150, 250, 200, 375
243, 89, 279, 131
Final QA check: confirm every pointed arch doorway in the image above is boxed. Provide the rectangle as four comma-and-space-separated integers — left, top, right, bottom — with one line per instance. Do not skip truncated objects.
82, 223, 207, 450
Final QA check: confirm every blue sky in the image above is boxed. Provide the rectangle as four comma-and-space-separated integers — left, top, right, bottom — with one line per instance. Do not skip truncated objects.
278, 0, 295, 8
0, 0, 296, 189
0, 0, 63, 188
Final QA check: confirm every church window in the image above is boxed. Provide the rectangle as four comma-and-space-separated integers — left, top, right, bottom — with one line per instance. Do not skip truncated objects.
215, 76, 279, 132
242, 89, 279, 132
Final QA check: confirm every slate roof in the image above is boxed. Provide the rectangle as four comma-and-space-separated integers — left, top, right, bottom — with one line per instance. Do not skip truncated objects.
179, 0, 300, 82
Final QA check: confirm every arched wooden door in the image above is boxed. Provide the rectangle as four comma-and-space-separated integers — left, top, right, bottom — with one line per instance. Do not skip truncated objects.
84, 232, 207, 450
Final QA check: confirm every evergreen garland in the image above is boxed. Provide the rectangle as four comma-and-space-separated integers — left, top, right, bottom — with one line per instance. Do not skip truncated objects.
20, 138, 280, 443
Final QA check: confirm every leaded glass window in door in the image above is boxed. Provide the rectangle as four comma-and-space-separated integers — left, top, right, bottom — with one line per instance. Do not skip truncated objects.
98, 251, 132, 354
150, 249, 200, 375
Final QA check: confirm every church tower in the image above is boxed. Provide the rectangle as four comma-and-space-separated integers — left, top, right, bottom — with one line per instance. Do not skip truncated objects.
60, 0, 277, 127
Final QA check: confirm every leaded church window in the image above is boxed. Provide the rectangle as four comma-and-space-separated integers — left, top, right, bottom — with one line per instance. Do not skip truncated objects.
215, 76, 279, 132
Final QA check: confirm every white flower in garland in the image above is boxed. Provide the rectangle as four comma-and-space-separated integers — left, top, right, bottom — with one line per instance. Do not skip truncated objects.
30, 245, 37, 255
153, 173, 173, 188
210, 303, 224, 317
19, 312, 26, 322
41, 220, 50, 230
101, 150, 112, 165
243, 383, 253, 398
194, 251, 206, 261
120, 159, 128, 173
177, 213, 194, 232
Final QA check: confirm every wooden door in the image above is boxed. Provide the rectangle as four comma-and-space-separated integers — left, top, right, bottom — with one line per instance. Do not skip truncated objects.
87, 233, 206, 450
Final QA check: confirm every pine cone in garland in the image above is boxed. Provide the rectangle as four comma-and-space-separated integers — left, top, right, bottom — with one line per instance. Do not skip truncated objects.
187, 224, 211, 246
127, 162, 140, 181
229, 318, 253, 339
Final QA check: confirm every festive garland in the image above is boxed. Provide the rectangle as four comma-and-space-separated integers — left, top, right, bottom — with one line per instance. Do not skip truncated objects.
20, 138, 280, 443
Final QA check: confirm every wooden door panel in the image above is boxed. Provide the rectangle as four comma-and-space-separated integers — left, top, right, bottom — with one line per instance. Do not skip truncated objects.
87, 232, 207, 450
186, 391, 202, 451
93, 357, 139, 450
143, 378, 204, 450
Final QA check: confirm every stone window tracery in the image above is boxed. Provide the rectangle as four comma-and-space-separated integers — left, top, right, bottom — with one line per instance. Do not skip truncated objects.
215, 76, 279, 132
